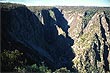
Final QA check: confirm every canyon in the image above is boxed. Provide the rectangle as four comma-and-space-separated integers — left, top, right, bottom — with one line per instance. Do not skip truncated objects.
1, 3, 110, 72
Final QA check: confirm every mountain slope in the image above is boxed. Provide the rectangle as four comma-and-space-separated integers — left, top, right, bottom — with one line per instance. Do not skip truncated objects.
1, 3, 75, 71
1, 3, 110, 72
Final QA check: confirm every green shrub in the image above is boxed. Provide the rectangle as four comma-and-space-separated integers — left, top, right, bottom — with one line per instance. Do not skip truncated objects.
1, 49, 76, 72
15, 63, 52, 73
1, 49, 26, 72
54, 67, 70, 73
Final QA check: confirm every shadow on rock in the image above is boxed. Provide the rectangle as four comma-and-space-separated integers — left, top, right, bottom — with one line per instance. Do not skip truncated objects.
41, 7, 75, 71
1, 6, 75, 71
52, 7, 70, 36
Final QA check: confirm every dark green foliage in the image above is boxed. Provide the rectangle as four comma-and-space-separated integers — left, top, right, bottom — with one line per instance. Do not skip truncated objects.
1, 3, 110, 73
1, 50, 74, 72
25, 64, 51, 72
54, 67, 70, 73
16, 63, 52, 73
1, 49, 51, 72
1, 50, 26, 72
0, 3, 25, 9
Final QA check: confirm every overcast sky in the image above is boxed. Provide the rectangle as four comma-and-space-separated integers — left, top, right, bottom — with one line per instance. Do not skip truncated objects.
0, 0, 110, 6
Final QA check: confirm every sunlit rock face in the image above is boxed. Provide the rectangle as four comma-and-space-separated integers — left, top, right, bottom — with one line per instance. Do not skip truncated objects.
69, 8, 110, 72
1, 3, 110, 72
53, 7, 110, 72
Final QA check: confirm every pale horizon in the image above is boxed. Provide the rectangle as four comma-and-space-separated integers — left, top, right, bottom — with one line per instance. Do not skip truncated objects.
0, 0, 110, 7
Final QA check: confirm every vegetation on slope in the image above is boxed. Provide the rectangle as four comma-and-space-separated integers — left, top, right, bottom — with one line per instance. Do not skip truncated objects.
1, 3, 110, 73
1, 49, 74, 72
82, 9, 97, 29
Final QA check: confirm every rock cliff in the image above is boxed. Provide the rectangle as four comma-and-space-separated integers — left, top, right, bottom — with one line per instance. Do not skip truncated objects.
1, 3, 110, 72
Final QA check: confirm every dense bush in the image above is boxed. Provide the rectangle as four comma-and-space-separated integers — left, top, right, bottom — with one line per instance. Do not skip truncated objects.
1, 49, 51, 72
1, 3, 25, 9
16, 63, 52, 73
1, 49, 75, 72
54, 67, 70, 73
1, 50, 26, 71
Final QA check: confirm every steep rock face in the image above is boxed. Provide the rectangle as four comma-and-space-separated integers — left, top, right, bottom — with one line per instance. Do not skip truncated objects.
1, 3, 110, 72
1, 4, 75, 71
72, 10, 110, 72
52, 7, 110, 72
1, 6, 54, 64
55, 7, 110, 72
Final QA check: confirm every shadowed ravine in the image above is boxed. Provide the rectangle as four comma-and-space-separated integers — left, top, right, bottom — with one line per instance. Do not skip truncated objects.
1, 6, 75, 71
1, 3, 110, 72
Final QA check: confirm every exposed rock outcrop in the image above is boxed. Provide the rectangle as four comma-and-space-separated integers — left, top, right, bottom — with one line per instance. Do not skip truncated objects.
1, 3, 110, 72
72, 10, 110, 72
1, 3, 75, 71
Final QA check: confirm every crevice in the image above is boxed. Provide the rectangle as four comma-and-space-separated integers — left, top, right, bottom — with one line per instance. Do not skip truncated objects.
99, 15, 109, 71
99, 15, 107, 41
92, 42, 101, 67
80, 10, 97, 36
41, 8, 75, 71
94, 33, 101, 61
104, 11, 110, 32
103, 42, 109, 71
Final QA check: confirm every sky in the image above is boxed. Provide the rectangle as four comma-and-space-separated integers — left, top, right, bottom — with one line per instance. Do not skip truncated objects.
0, 0, 110, 7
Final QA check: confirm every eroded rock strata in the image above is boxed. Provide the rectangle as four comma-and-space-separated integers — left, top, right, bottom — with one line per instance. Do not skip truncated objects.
1, 3, 110, 72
